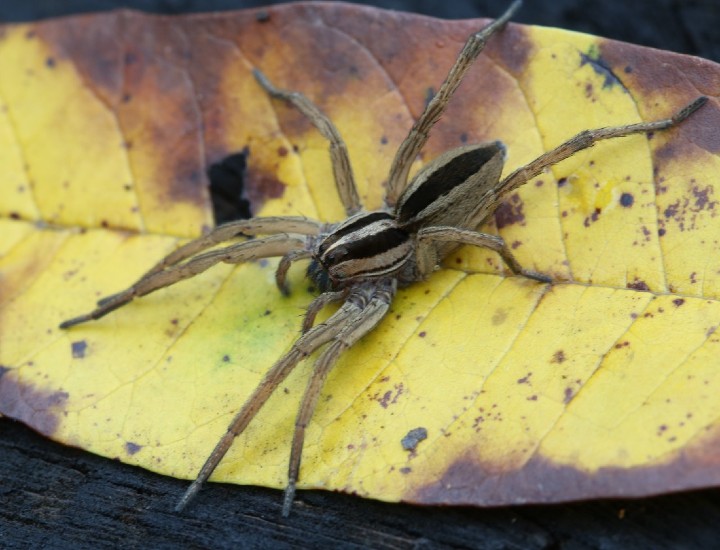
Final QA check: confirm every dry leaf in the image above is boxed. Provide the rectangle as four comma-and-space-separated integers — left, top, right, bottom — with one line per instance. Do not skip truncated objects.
1, 3, 720, 507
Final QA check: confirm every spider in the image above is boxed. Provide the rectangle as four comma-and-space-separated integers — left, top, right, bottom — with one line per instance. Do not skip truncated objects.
60, 0, 707, 516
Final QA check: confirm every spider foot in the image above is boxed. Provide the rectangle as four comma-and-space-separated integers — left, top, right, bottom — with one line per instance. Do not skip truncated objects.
519, 269, 552, 284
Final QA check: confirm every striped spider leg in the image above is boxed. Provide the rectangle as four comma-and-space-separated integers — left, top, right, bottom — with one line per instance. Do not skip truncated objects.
60, 0, 707, 516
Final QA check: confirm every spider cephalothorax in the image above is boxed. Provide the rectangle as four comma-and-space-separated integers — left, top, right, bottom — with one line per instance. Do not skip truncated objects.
60, 0, 707, 516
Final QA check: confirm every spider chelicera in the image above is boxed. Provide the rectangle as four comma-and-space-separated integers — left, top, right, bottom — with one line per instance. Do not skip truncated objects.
60, 0, 707, 516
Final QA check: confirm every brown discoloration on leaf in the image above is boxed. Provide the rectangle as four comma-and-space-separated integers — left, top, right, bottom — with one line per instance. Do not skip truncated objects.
244, 165, 286, 215
661, 182, 718, 232
36, 14, 122, 106
485, 22, 533, 76
494, 193, 525, 229
599, 39, 720, 157
412, 424, 720, 506
0, 370, 69, 437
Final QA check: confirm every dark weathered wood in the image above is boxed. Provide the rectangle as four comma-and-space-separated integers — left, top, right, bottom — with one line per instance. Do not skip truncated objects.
2, 418, 720, 549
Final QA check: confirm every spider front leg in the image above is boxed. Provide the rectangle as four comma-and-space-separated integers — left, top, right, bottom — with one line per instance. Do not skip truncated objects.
60, 233, 309, 329
416, 226, 551, 282
497, 96, 708, 197
254, 69, 362, 216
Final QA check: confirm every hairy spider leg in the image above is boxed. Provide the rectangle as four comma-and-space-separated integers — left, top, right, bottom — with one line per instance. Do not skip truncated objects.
254, 69, 362, 216
283, 279, 395, 516
174, 280, 395, 514
413, 97, 707, 282
498, 97, 708, 199
59, 234, 307, 329
385, 0, 522, 205
416, 226, 551, 282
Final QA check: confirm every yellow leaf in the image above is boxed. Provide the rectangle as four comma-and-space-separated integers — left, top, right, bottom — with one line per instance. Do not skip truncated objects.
1, 4, 719, 508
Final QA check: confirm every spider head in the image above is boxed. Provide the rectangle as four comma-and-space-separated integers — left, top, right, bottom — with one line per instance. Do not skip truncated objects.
310, 210, 413, 290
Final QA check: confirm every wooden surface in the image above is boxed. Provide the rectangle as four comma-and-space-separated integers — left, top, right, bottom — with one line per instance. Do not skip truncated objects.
2, 418, 720, 549
2, 1, 719, 548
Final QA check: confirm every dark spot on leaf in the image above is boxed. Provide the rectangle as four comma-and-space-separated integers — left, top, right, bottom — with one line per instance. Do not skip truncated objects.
208, 151, 251, 224
551, 350, 566, 364
658, 227, 666, 237
45, 56, 56, 68
71, 340, 88, 359
620, 193, 634, 207
563, 387, 575, 404
517, 373, 532, 385
374, 383, 404, 409
277, 146, 288, 157
400, 467, 412, 475
492, 308, 507, 326
495, 193, 525, 229
627, 279, 649, 292
418, 331, 426, 338
579, 48, 625, 90
615, 341, 630, 349
673, 298, 685, 307
125, 441, 142, 455
557, 177, 567, 187
222, 355, 230, 362
380, 135, 388, 145
583, 207, 601, 227
401, 427, 428, 453
527, 395, 538, 401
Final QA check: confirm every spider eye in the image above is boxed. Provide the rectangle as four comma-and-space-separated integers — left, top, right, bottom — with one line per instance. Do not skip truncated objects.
323, 246, 349, 267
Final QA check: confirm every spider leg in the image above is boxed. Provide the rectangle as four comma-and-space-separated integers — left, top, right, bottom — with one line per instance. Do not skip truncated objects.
174, 283, 392, 512
302, 288, 351, 333
146, 216, 322, 277
60, 234, 307, 329
385, 0, 521, 206
254, 69, 362, 216
282, 279, 395, 516
498, 96, 708, 197
416, 226, 551, 282
276, 250, 313, 296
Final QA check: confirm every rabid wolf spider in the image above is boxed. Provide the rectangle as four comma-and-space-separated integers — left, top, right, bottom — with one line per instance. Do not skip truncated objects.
60, 0, 707, 516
